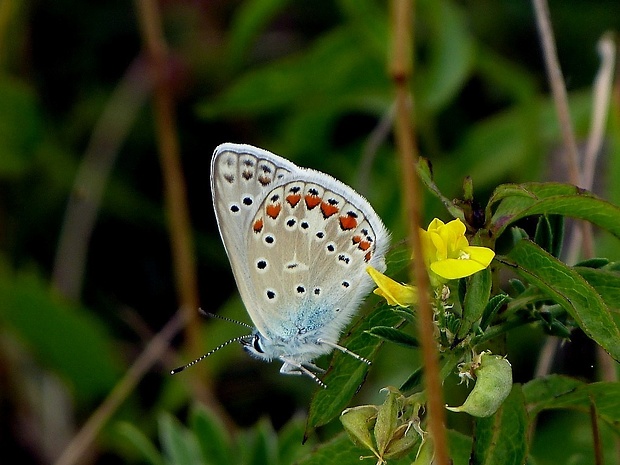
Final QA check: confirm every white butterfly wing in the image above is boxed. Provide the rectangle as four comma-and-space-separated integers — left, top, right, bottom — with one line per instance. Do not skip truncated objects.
211, 143, 298, 336
211, 143, 389, 346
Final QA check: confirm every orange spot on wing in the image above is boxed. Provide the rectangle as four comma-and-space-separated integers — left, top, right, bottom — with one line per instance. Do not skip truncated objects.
253, 218, 264, 233
358, 240, 371, 251
305, 195, 321, 209
266, 204, 281, 219
339, 214, 358, 230
286, 193, 301, 207
352, 235, 361, 244
320, 201, 339, 218
364, 251, 372, 262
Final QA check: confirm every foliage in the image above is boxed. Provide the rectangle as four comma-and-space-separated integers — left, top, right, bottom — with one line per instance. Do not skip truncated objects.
0, 0, 619, 465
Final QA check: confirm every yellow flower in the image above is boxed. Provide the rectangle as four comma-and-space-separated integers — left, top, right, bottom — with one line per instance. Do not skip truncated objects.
367, 266, 418, 307
421, 218, 494, 285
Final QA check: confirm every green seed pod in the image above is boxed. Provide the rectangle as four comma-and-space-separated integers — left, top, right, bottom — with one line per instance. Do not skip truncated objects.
411, 436, 434, 465
340, 405, 378, 452
446, 353, 512, 417
384, 422, 422, 459
375, 388, 399, 455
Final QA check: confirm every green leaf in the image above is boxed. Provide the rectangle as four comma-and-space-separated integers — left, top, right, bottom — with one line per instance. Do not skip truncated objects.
190, 405, 232, 465
533, 215, 564, 258
0, 76, 42, 176
523, 375, 620, 432
416, 0, 474, 112
574, 257, 610, 268
336, 0, 389, 59
499, 240, 620, 362
522, 374, 584, 407
115, 421, 165, 465
199, 26, 389, 119
471, 384, 528, 465
416, 156, 465, 220
245, 419, 277, 465
574, 266, 620, 312
307, 304, 402, 429
296, 431, 417, 465
0, 269, 121, 400
225, 0, 292, 71
366, 326, 418, 349
489, 182, 620, 240
458, 268, 492, 339
159, 413, 205, 465
480, 294, 510, 330
277, 417, 313, 465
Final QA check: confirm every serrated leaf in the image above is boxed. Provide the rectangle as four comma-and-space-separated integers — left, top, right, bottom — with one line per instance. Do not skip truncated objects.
523, 375, 620, 431
471, 385, 528, 465
307, 305, 402, 429
489, 182, 620, 241
574, 266, 620, 312
522, 374, 584, 407
458, 268, 492, 339
498, 240, 620, 362
366, 326, 418, 348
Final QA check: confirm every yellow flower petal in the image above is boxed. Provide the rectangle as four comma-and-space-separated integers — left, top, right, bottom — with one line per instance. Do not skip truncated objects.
420, 218, 495, 282
463, 246, 495, 265
430, 258, 487, 280
367, 266, 418, 307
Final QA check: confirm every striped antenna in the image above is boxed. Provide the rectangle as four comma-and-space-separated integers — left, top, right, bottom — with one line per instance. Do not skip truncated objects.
199, 308, 253, 329
170, 335, 250, 375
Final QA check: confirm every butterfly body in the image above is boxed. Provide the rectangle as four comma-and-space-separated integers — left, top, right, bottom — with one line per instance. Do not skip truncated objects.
210, 143, 389, 383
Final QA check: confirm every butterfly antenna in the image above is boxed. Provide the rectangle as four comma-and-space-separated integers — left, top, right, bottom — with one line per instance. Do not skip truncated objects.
199, 308, 253, 329
170, 335, 250, 375
317, 338, 372, 365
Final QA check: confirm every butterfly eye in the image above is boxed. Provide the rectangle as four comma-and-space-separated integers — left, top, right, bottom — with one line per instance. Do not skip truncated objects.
253, 334, 265, 354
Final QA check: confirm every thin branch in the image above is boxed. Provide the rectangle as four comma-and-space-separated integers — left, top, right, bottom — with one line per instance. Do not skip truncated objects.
566, 34, 616, 265
133, 0, 203, 381
54, 311, 186, 465
532, 0, 581, 186
389, 1, 449, 464
52, 57, 152, 299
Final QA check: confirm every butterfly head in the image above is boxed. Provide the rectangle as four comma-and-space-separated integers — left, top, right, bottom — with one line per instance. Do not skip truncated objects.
240, 330, 275, 362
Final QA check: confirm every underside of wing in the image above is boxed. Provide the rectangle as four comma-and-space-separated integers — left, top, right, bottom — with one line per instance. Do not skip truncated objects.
210, 144, 298, 334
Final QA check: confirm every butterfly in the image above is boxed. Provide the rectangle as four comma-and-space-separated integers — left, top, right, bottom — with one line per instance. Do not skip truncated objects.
172, 143, 389, 387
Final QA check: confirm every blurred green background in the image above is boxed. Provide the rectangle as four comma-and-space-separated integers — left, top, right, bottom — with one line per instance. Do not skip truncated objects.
1, 0, 619, 464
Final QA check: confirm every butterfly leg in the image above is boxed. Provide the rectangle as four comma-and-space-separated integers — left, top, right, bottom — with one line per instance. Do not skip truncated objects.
279, 357, 327, 388
317, 338, 371, 365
